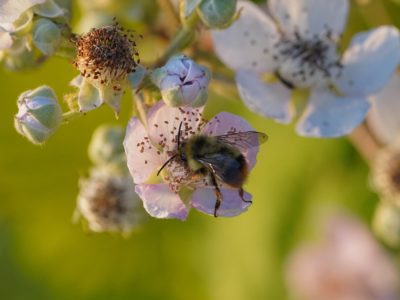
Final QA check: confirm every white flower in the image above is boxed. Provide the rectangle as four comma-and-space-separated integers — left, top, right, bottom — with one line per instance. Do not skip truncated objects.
212, 0, 400, 137
0, 0, 64, 49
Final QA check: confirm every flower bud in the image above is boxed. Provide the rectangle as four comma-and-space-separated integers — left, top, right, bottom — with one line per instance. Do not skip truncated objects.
75, 167, 145, 233
373, 201, 400, 248
88, 125, 126, 167
32, 18, 61, 56
14, 85, 62, 145
197, 0, 237, 29
151, 55, 210, 107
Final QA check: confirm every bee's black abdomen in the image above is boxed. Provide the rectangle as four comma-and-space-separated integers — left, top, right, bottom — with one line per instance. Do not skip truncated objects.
220, 153, 247, 187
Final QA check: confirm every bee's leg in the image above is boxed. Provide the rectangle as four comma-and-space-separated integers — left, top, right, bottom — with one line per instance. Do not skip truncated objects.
208, 171, 222, 218
239, 188, 252, 204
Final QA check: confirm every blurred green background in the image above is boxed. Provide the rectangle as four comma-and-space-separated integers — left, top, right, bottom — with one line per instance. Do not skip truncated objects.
1, 0, 399, 299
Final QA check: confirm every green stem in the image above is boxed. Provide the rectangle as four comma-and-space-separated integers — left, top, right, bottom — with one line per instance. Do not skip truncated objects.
154, 12, 200, 67
62, 110, 83, 123
157, 0, 180, 35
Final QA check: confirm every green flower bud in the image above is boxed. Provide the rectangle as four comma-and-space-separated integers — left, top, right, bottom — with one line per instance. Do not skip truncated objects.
151, 54, 210, 108
88, 125, 126, 167
14, 85, 62, 145
373, 201, 400, 248
32, 18, 61, 56
197, 0, 237, 29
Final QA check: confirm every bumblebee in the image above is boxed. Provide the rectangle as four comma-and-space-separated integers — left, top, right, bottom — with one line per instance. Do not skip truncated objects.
158, 122, 268, 217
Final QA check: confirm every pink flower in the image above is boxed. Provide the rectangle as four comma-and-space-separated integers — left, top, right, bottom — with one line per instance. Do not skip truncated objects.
123, 102, 261, 220
286, 214, 400, 300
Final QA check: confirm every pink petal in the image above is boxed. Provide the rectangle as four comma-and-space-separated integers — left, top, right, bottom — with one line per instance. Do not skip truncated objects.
191, 187, 252, 217
135, 184, 188, 220
147, 101, 205, 152
123, 116, 165, 184
202, 112, 260, 170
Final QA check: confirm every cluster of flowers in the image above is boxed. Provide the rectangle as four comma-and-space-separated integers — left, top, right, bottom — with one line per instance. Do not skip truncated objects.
8, 0, 400, 223
6, 0, 400, 297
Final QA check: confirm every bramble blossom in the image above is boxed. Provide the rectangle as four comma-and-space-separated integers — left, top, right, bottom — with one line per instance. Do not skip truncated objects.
286, 214, 400, 300
212, 0, 400, 137
71, 21, 141, 115
123, 101, 259, 220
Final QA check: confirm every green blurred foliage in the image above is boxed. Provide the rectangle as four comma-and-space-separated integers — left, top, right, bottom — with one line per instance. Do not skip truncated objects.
1, 0, 398, 299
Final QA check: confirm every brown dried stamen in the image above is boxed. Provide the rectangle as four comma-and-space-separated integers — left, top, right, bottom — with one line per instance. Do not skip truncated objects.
73, 19, 140, 91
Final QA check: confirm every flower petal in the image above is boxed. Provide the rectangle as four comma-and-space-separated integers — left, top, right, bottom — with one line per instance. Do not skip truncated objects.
191, 187, 251, 217
147, 101, 205, 152
296, 90, 370, 137
123, 116, 165, 184
211, 1, 280, 73
0, 0, 45, 23
335, 26, 400, 97
236, 70, 293, 124
76, 79, 102, 112
202, 110, 261, 170
135, 184, 188, 220
268, 0, 349, 38
368, 74, 400, 144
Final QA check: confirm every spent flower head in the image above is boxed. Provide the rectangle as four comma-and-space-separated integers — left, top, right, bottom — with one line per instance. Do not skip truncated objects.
286, 214, 400, 300
151, 55, 211, 108
373, 142, 400, 206
212, 0, 400, 138
123, 101, 261, 220
72, 19, 140, 115
75, 167, 145, 234
14, 85, 62, 145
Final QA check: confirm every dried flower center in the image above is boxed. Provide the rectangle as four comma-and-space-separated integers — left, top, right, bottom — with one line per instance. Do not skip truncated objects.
374, 149, 400, 202
275, 31, 342, 88
73, 20, 140, 91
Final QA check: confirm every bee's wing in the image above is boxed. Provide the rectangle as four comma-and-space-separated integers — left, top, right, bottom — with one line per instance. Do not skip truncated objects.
214, 131, 268, 152
198, 153, 244, 186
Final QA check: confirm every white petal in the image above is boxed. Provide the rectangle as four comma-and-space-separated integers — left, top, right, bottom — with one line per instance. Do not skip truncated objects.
123, 116, 165, 184
135, 184, 188, 220
296, 90, 370, 138
368, 74, 400, 144
77, 79, 102, 112
0, 31, 12, 50
147, 101, 204, 152
335, 26, 400, 97
268, 0, 349, 38
0, 0, 45, 23
211, 1, 281, 74
236, 70, 293, 124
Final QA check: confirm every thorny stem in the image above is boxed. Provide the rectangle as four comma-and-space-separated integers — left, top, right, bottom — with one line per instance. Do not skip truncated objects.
348, 121, 382, 166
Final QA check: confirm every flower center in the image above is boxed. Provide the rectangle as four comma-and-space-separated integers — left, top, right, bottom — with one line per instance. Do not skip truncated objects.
73, 20, 140, 91
275, 32, 342, 89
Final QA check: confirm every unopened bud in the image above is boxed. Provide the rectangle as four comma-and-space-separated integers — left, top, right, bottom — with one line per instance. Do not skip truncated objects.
373, 201, 400, 248
14, 85, 62, 144
88, 125, 126, 167
151, 54, 210, 107
197, 0, 237, 29
32, 18, 61, 55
